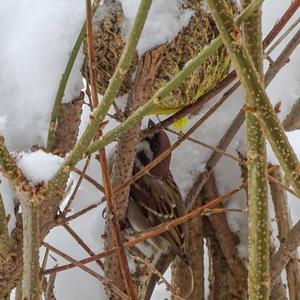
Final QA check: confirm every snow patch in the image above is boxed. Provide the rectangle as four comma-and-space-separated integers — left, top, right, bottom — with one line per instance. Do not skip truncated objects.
17, 150, 64, 185
0, 0, 85, 151
120, 0, 194, 55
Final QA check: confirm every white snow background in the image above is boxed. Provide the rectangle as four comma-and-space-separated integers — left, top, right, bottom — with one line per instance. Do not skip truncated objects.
0, 0, 299, 299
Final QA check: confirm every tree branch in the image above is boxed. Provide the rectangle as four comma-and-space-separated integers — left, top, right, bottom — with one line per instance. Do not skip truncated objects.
241, 0, 269, 298
47, 0, 101, 152
269, 166, 300, 298
204, 0, 300, 197
0, 193, 9, 263
85, 0, 136, 297
44, 0, 154, 195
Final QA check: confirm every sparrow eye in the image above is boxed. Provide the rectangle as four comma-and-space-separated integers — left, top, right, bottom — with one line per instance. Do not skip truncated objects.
149, 133, 161, 154
150, 141, 160, 154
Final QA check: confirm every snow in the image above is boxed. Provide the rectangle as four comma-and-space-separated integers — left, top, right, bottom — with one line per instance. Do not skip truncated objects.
0, 0, 298, 299
0, 116, 7, 131
0, 0, 85, 152
262, 1, 300, 122
17, 150, 64, 185
44, 206, 106, 300
120, 0, 194, 55
267, 130, 300, 166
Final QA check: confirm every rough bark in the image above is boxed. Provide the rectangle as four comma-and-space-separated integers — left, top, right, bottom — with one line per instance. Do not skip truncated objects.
269, 238, 288, 300
270, 166, 300, 300
205, 220, 244, 300
203, 175, 247, 296
104, 46, 165, 299
53, 92, 84, 156
282, 99, 300, 132
0, 193, 10, 263
172, 188, 204, 300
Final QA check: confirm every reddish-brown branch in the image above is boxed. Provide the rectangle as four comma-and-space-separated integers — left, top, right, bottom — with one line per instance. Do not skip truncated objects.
72, 167, 104, 192
43, 184, 244, 276
166, 128, 242, 163
85, 1, 136, 298
42, 242, 129, 300
63, 157, 91, 214
63, 223, 103, 269
98, 150, 137, 299
62, 202, 100, 223
263, 0, 300, 48
269, 166, 300, 298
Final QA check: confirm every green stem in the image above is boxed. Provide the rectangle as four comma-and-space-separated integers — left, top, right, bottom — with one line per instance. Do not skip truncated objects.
0, 137, 41, 298
241, 0, 269, 298
0, 193, 10, 263
85, 40, 221, 154
46, 0, 101, 152
43, 0, 154, 195
20, 200, 40, 300
204, 0, 300, 198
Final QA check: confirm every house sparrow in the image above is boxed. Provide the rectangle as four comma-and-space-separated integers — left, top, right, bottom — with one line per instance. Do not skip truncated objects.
127, 119, 187, 299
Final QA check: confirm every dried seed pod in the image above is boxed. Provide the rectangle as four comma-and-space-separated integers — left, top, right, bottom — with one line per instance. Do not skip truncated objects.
83, 0, 238, 113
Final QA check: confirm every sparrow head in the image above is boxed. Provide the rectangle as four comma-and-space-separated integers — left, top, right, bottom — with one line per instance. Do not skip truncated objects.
135, 120, 171, 178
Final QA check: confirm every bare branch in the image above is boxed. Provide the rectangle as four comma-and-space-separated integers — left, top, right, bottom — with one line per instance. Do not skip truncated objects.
283, 99, 300, 132
42, 242, 129, 300
269, 166, 300, 298
0, 193, 10, 262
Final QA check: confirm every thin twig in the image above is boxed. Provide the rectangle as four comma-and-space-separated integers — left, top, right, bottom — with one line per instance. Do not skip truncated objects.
166, 128, 242, 163
201, 208, 247, 215
45, 269, 57, 300
132, 256, 187, 300
282, 98, 300, 132
63, 157, 91, 214
40, 248, 50, 296
265, 17, 300, 56
61, 202, 100, 223
263, 0, 300, 48
63, 223, 103, 269
85, 0, 136, 298
43, 184, 244, 275
264, 28, 300, 84
72, 167, 104, 192
42, 242, 129, 300
269, 166, 300, 299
